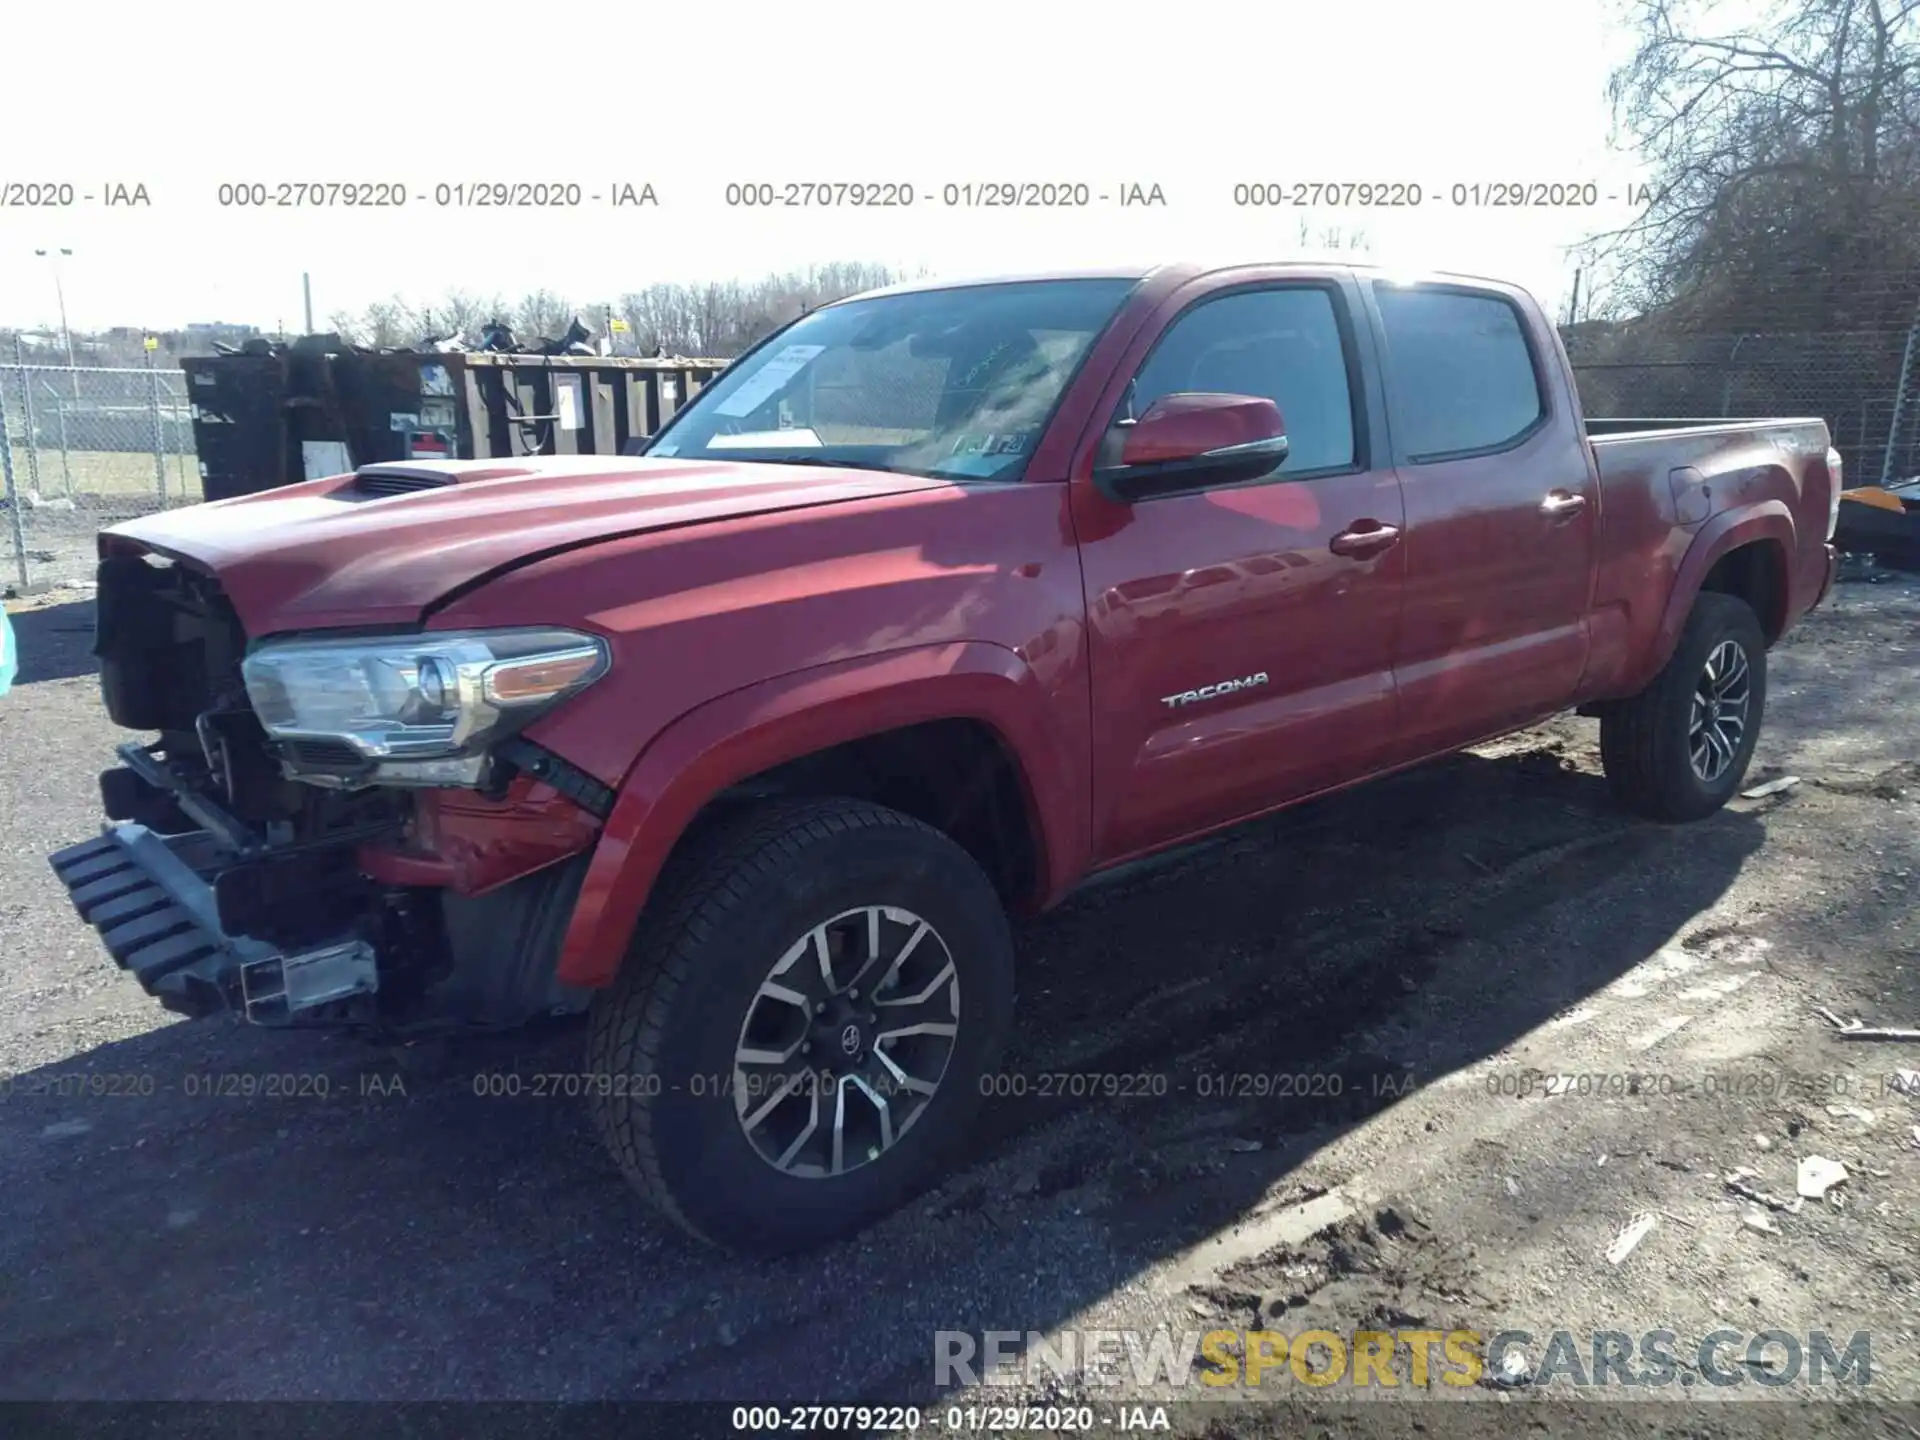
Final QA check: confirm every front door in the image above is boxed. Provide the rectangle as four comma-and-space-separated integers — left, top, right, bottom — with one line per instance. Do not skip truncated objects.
1072, 280, 1406, 863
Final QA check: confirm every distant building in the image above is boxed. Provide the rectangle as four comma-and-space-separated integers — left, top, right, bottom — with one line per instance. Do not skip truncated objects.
183, 321, 261, 345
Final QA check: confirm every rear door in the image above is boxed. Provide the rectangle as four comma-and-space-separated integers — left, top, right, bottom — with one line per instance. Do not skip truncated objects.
1363, 281, 1598, 756
1072, 273, 1406, 863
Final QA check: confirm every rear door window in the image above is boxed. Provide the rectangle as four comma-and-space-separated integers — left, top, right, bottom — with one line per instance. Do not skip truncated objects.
1373, 287, 1544, 460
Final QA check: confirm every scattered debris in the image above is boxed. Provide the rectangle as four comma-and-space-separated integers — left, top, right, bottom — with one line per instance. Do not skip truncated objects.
1505, 1176, 1522, 1197
1754, 1134, 1774, 1151
1223, 1138, 1263, 1153
1742, 1209, 1780, 1235
1723, 1168, 1799, 1212
1605, 1212, 1658, 1265
39, 1120, 90, 1139
1463, 853, 1494, 874
1796, 1156, 1849, 1200
1825, 1103, 1878, 1127
1816, 1008, 1920, 1041
1741, 775, 1802, 799
1630, 1014, 1695, 1050
1493, 1350, 1532, 1388
1596, 1152, 1609, 1167
1891, 1069, 1920, 1095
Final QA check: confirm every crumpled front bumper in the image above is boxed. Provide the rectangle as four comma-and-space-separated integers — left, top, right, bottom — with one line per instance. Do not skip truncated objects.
47, 823, 378, 1024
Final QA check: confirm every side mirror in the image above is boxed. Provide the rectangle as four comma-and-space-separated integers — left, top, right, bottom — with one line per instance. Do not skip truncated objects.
1092, 392, 1290, 504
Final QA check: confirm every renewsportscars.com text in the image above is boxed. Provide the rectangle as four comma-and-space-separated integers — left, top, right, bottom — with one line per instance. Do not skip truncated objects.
934, 1327, 1873, 1389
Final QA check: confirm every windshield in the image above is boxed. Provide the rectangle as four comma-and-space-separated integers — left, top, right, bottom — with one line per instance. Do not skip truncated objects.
646, 278, 1138, 480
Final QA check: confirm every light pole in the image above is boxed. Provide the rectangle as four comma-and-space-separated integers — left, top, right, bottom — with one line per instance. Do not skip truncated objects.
32, 248, 78, 400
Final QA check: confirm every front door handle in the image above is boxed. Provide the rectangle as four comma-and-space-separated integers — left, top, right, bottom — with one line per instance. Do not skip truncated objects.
1330, 521, 1401, 558
1541, 490, 1588, 521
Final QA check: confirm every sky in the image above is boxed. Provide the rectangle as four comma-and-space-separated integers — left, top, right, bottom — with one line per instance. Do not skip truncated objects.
0, 0, 1649, 335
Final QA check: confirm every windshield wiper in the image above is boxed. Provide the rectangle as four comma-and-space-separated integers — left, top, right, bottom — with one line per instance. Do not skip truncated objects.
707, 453, 917, 477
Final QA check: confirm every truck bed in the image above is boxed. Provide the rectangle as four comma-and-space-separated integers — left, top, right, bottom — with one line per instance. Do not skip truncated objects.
1583, 416, 1833, 497
1572, 413, 1837, 698
1582, 414, 1774, 437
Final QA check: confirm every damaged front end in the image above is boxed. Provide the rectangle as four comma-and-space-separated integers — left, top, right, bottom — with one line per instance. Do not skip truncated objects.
48, 542, 611, 1034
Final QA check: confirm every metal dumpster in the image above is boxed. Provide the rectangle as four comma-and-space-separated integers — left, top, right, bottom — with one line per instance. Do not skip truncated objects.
332, 352, 724, 467
181, 353, 297, 499
185, 350, 728, 500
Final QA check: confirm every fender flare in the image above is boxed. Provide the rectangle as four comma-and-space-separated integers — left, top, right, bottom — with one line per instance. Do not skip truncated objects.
552, 641, 1084, 988
1641, 501, 1794, 685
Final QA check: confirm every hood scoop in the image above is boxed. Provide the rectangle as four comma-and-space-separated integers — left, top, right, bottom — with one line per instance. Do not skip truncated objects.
353, 462, 541, 496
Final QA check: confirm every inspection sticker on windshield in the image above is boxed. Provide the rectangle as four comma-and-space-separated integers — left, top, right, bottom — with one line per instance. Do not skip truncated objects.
712, 344, 825, 417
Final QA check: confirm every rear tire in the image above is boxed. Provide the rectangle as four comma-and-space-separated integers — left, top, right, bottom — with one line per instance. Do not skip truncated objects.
1599, 592, 1767, 822
585, 796, 1015, 1254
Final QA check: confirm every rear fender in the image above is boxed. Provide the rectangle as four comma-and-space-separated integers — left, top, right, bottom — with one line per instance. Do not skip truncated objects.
552, 641, 1083, 989
1636, 501, 1793, 691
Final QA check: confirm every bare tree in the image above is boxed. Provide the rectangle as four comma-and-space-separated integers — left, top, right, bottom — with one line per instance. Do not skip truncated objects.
511, 290, 577, 342
427, 289, 507, 342
326, 295, 423, 347
247, 262, 907, 356
1590, 0, 1920, 326
1293, 217, 1373, 254
613, 263, 907, 356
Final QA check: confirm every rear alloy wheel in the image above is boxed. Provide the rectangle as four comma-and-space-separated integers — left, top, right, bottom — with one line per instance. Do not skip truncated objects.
1600, 592, 1768, 822
585, 797, 1014, 1254
1688, 639, 1753, 785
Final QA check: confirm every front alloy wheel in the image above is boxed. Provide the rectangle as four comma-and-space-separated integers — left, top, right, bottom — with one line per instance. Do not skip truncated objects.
585, 797, 1015, 1254
734, 906, 961, 1178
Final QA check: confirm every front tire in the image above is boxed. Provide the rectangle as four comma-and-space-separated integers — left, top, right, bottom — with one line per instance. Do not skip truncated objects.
1599, 592, 1768, 822
585, 796, 1015, 1254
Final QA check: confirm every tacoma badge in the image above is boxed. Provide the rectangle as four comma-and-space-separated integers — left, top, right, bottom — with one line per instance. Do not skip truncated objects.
1161, 672, 1270, 708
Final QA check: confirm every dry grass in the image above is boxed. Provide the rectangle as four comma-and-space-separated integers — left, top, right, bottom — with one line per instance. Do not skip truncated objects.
4, 448, 203, 503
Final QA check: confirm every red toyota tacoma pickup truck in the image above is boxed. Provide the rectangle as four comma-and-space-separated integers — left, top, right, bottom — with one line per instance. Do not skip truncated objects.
48, 262, 1841, 1253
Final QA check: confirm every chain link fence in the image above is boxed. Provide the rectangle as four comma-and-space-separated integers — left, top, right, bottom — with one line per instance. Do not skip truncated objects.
5, 323, 1916, 596
1, 362, 200, 594
1562, 326, 1920, 488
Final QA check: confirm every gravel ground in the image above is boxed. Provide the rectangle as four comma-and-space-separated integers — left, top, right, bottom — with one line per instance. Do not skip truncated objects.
4, 499, 183, 595
1, 565, 1917, 1437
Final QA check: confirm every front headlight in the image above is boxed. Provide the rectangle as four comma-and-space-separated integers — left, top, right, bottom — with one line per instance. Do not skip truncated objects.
241, 627, 609, 786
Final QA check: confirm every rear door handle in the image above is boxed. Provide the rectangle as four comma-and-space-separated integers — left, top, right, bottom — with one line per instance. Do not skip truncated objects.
1541, 490, 1588, 521
1329, 522, 1401, 558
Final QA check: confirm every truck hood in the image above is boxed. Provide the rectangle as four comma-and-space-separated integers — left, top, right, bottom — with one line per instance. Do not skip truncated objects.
105, 456, 955, 634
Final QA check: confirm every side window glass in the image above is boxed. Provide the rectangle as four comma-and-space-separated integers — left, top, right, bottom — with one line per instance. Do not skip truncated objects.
1129, 289, 1356, 474
1372, 286, 1544, 459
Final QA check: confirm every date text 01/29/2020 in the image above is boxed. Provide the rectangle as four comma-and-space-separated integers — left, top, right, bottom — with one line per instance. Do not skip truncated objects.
209, 182, 659, 208
1226, 180, 1658, 207
720, 181, 1166, 208
1484, 1068, 1908, 1100
728, 1404, 1170, 1433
